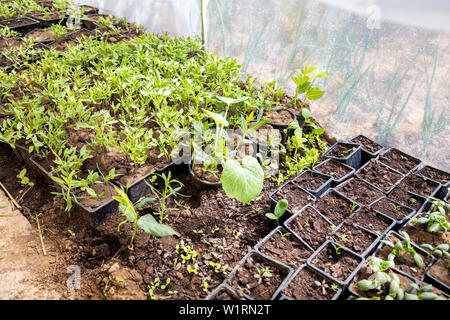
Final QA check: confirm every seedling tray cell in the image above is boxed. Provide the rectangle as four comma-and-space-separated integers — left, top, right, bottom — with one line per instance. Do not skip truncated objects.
292, 170, 332, 197
269, 181, 315, 218
370, 196, 416, 231
322, 142, 362, 170
313, 158, 355, 187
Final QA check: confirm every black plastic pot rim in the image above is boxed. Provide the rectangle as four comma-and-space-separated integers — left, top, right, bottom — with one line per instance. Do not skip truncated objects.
292, 169, 333, 196
306, 240, 366, 288
349, 134, 384, 157
188, 163, 222, 188
355, 159, 405, 194
264, 108, 297, 130
254, 225, 314, 255
377, 147, 423, 175
335, 177, 385, 206
414, 165, 450, 184
424, 260, 450, 295
225, 250, 294, 301
348, 206, 396, 236
269, 180, 316, 216
333, 221, 382, 258
0, 16, 40, 28
369, 196, 416, 228
313, 158, 356, 185
283, 204, 336, 248
204, 283, 245, 301
277, 264, 343, 301
323, 142, 362, 162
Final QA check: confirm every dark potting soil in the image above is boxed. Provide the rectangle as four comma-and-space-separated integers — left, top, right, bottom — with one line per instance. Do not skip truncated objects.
400, 222, 450, 249
337, 177, 384, 206
356, 160, 403, 193
429, 258, 450, 287
349, 262, 415, 299
388, 188, 425, 211
330, 222, 377, 256
281, 266, 341, 300
228, 254, 289, 300
273, 183, 314, 214
266, 109, 294, 125
49, 37, 77, 52
370, 197, 413, 221
375, 234, 432, 281
352, 136, 382, 154
314, 159, 353, 181
1, 17, 36, 28
286, 206, 333, 250
258, 230, 312, 270
209, 287, 239, 300
417, 166, 450, 184
378, 149, 420, 175
348, 207, 393, 235
0, 38, 23, 52
327, 144, 356, 158
34, 12, 65, 20
192, 163, 221, 183
313, 190, 358, 226
71, 179, 118, 210
395, 174, 439, 198
69, 29, 94, 41
25, 29, 55, 42
33, 152, 56, 172
310, 242, 362, 283
293, 171, 329, 192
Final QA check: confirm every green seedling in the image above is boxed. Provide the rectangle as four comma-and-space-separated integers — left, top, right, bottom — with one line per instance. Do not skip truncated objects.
349, 202, 357, 214
331, 243, 344, 255
314, 279, 336, 295
266, 199, 288, 225
420, 243, 450, 259
410, 198, 450, 233
406, 284, 446, 300
254, 266, 273, 284
381, 231, 424, 269
17, 168, 34, 187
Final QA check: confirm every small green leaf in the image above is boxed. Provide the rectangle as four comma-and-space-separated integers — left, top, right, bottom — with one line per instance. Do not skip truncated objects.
137, 214, 176, 237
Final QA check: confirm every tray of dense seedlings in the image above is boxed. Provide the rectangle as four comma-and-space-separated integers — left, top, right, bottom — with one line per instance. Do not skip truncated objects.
2, 1, 448, 301
208, 134, 449, 300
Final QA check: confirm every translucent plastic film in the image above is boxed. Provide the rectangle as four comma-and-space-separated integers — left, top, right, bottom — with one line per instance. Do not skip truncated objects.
204, 0, 449, 170
75, 0, 202, 37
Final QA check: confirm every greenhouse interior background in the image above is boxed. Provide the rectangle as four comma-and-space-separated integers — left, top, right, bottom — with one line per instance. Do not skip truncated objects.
75, 0, 450, 171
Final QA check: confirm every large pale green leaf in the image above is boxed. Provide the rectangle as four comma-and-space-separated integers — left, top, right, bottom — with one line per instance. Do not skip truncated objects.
203, 109, 228, 127
217, 96, 249, 106
221, 156, 264, 204
137, 214, 176, 237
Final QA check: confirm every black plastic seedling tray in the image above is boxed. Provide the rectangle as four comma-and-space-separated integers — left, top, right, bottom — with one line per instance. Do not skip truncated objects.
0, 17, 40, 36
322, 142, 362, 170
292, 170, 332, 198
377, 147, 422, 175
370, 196, 416, 231
225, 250, 294, 300
349, 134, 384, 164
31, 12, 68, 28
355, 159, 405, 194
205, 283, 244, 300
306, 240, 365, 288
415, 165, 450, 200
269, 180, 316, 219
313, 158, 355, 187
277, 264, 343, 300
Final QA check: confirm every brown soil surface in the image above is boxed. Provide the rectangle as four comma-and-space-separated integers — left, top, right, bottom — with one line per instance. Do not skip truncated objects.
327, 144, 357, 158
417, 166, 450, 184
286, 206, 333, 250
272, 182, 314, 214
352, 136, 383, 154
356, 160, 403, 193
313, 189, 358, 226
265, 109, 294, 125
0, 38, 23, 52
2, 17, 37, 28
49, 37, 77, 52
72, 181, 118, 210
400, 222, 450, 249
293, 170, 330, 192
337, 177, 384, 206
227, 253, 289, 299
314, 159, 353, 181
348, 207, 393, 235
310, 242, 362, 283
370, 197, 414, 222
281, 266, 341, 300
26, 29, 55, 42
192, 163, 221, 183
378, 149, 421, 174
257, 228, 312, 270
331, 221, 378, 256
387, 187, 426, 211
395, 174, 440, 198
428, 258, 450, 287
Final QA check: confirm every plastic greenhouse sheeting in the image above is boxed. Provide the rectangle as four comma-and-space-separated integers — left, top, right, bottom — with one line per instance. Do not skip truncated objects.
76, 0, 449, 171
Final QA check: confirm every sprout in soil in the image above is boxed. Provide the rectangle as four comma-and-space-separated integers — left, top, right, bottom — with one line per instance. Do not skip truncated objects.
331, 243, 344, 255
254, 266, 273, 284
265, 199, 288, 225
420, 243, 450, 259
17, 168, 34, 187
404, 283, 446, 300
381, 231, 424, 269
410, 198, 450, 233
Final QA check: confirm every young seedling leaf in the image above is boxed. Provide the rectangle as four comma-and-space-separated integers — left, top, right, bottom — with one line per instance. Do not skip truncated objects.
137, 214, 176, 237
